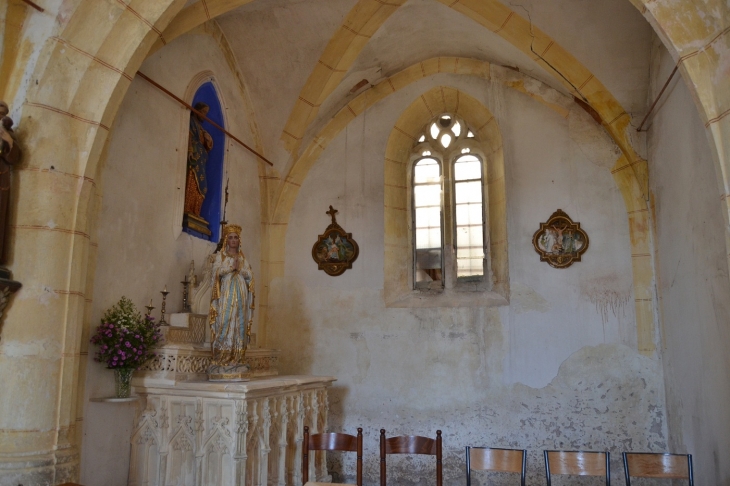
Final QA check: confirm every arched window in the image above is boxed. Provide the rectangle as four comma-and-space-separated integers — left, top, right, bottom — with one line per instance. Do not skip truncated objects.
413, 156, 443, 288
411, 113, 486, 289
182, 81, 225, 242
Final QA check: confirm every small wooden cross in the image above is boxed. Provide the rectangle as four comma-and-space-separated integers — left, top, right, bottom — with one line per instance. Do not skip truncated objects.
326, 205, 339, 225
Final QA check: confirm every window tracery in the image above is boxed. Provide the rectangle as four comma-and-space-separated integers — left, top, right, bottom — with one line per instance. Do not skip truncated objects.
411, 113, 487, 290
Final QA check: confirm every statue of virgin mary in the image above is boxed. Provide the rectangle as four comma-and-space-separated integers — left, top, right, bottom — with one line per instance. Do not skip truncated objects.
208, 223, 255, 381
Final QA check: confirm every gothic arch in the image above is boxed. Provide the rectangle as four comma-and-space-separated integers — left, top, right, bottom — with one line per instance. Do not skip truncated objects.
383, 86, 508, 307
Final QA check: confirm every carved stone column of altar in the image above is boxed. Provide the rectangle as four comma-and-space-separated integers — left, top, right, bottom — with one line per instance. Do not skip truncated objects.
128, 375, 335, 486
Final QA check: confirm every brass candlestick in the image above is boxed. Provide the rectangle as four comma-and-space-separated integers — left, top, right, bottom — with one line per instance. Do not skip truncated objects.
181, 275, 191, 313
144, 299, 155, 318
159, 286, 170, 325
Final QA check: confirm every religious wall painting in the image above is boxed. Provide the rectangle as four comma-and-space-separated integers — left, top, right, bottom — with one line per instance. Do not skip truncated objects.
532, 209, 589, 269
311, 206, 359, 276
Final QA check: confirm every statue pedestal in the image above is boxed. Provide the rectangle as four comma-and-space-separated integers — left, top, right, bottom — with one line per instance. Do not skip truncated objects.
128, 375, 335, 486
136, 344, 280, 385
140, 313, 279, 384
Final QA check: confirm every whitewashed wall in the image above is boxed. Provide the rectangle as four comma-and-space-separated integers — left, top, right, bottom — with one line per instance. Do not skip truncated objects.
80, 31, 262, 486
268, 74, 667, 485
648, 43, 730, 484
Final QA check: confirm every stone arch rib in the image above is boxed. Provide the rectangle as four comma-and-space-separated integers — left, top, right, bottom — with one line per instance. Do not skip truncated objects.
279, 0, 408, 154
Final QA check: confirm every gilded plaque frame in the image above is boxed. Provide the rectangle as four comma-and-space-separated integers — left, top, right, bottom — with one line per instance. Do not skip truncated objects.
311, 206, 359, 276
532, 209, 589, 269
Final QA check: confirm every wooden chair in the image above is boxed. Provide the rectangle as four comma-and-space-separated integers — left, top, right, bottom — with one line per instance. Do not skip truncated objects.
302, 425, 363, 486
466, 446, 526, 486
379, 429, 442, 486
623, 452, 693, 485
543, 450, 610, 486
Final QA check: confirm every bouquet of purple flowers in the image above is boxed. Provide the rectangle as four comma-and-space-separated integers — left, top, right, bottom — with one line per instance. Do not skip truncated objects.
90, 297, 162, 369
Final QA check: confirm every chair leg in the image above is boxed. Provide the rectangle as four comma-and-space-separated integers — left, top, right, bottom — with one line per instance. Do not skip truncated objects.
436, 430, 442, 486
380, 429, 386, 486
302, 426, 309, 485
465, 446, 471, 486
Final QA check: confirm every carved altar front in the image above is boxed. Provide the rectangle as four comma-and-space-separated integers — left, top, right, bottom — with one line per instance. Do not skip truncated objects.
129, 376, 335, 486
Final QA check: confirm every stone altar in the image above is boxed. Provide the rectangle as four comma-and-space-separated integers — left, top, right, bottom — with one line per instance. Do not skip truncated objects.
128, 310, 333, 486
128, 375, 335, 486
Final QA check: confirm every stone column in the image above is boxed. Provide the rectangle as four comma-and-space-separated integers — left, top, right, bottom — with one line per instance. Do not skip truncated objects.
0, 1, 185, 483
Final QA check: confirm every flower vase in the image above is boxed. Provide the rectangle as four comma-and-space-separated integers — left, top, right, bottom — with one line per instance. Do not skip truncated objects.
114, 368, 135, 398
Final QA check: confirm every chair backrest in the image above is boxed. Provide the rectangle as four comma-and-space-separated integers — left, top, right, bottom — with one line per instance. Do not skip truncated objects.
379, 429, 442, 486
302, 426, 363, 486
466, 446, 526, 486
623, 452, 693, 485
544, 450, 610, 486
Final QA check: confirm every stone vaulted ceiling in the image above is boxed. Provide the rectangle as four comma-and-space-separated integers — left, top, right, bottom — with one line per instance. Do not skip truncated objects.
166, 0, 653, 169
207, 0, 653, 166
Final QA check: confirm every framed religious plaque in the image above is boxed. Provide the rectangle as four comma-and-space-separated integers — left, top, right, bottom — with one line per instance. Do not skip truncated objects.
311, 206, 359, 276
532, 209, 589, 269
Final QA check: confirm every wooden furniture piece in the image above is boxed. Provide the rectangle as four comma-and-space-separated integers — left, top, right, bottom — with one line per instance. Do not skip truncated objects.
379, 429, 442, 486
543, 450, 610, 486
466, 446, 526, 486
302, 425, 363, 486
623, 452, 694, 485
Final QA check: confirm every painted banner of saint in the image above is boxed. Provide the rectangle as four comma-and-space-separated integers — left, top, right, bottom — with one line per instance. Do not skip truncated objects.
184, 102, 213, 217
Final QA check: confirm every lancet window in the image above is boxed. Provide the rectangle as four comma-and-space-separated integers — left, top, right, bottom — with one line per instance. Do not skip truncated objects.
411, 114, 487, 290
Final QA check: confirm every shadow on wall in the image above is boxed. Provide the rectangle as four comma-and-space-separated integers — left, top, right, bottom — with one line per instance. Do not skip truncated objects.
267, 277, 314, 374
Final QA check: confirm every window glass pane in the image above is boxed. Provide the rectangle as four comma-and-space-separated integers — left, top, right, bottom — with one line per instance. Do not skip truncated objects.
418, 134, 426, 142
415, 228, 441, 249
430, 122, 439, 139
415, 207, 441, 228
457, 247, 485, 259
414, 158, 440, 183
455, 203, 483, 225
452, 121, 461, 137
457, 257, 482, 276
454, 155, 481, 180
414, 184, 441, 204
440, 133, 452, 148
468, 225, 484, 246
454, 181, 482, 203
467, 130, 475, 138
454, 153, 484, 278
455, 227, 484, 247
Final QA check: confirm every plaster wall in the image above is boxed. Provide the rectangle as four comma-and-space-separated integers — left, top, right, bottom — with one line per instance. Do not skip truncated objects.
79, 31, 261, 486
648, 42, 730, 484
268, 74, 667, 485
